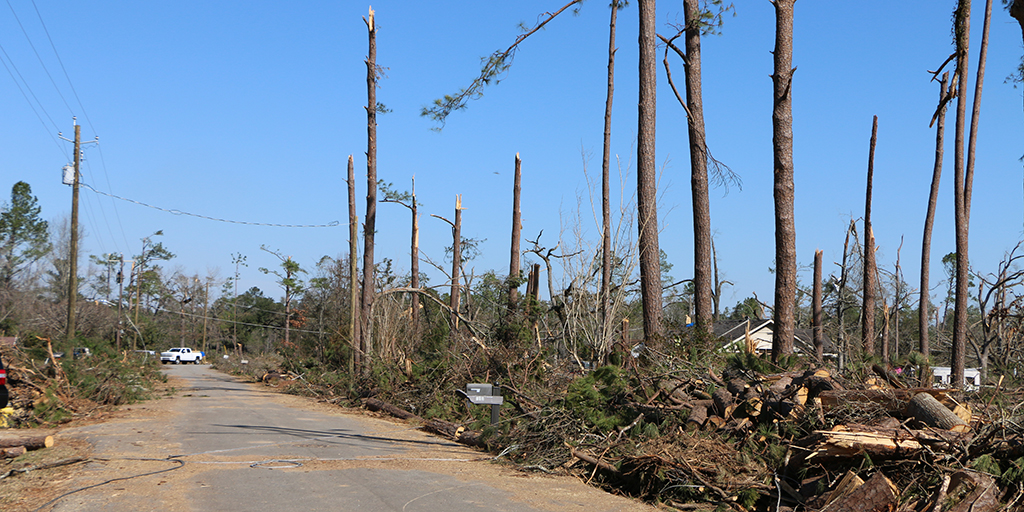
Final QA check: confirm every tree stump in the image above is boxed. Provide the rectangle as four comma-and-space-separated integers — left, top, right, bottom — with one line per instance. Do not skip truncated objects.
824, 471, 898, 512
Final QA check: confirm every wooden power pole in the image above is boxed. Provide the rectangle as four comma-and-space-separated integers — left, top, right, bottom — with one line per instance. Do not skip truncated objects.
65, 123, 80, 345
59, 120, 96, 345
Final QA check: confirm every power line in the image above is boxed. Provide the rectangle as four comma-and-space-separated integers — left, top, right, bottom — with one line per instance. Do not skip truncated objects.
80, 157, 122, 256
151, 305, 327, 335
5, 0, 75, 117
95, 142, 131, 252
80, 182, 340, 228
0, 42, 66, 156
30, 0, 96, 132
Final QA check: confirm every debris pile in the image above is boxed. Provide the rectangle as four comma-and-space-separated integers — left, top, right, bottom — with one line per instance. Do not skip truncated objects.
353, 354, 1024, 512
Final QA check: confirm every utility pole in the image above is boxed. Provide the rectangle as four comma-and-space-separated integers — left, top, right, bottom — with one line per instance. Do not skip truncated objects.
202, 279, 209, 355
117, 255, 125, 352
59, 118, 97, 346
132, 260, 139, 350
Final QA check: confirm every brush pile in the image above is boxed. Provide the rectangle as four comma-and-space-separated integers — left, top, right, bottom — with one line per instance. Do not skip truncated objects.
350, 348, 1024, 512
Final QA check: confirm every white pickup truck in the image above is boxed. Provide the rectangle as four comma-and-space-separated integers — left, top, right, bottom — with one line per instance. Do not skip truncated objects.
160, 347, 204, 364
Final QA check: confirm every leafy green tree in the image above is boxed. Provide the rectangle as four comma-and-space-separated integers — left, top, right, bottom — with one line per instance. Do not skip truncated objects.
259, 246, 306, 347
0, 181, 50, 290
131, 232, 174, 313
234, 286, 284, 351
88, 253, 120, 300
727, 297, 764, 321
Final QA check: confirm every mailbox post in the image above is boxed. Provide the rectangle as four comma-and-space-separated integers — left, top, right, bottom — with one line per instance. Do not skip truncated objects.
463, 383, 503, 426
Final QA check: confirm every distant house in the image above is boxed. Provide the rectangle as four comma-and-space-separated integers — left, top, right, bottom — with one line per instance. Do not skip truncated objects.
714, 318, 836, 359
931, 366, 981, 389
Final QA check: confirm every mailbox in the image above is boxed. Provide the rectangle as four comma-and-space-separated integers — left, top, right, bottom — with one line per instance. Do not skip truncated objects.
465, 383, 503, 405
464, 383, 503, 425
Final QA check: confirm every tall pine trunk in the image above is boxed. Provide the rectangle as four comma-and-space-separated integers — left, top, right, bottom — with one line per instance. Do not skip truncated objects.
601, 1, 619, 355
952, 0, 993, 387
637, 0, 664, 341
683, 0, 713, 332
771, 0, 797, 361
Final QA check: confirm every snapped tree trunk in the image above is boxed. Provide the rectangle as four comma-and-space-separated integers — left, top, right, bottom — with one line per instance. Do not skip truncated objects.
636, 0, 664, 342
813, 249, 824, 363
360, 7, 378, 373
863, 116, 878, 356
771, 0, 797, 361
953, 0, 993, 387
450, 196, 464, 332
921, 73, 950, 359
348, 155, 360, 373
509, 154, 522, 308
410, 185, 420, 342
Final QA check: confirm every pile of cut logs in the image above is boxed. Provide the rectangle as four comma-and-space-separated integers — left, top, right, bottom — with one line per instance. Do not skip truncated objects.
0, 434, 53, 459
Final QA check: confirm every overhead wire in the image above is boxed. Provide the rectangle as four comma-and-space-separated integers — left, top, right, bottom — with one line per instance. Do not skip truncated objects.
0, 42, 66, 157
30, 0, 95, 132
28, 0, 125, 254
5, 0, 75, 118
150, 304, 325, 335
80, 182, 341, 228
96, 144, 131, 252
80, 153, 122, 256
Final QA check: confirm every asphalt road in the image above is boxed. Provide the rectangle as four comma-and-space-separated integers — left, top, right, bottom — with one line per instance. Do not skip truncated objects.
48, 364, 653, 512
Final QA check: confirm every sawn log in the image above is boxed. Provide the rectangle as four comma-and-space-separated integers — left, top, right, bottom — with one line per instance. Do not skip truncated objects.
0, 435, 53, 451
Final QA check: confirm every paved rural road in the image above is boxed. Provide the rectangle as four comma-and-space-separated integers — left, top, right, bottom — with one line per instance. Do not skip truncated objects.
47, 364, 653, 512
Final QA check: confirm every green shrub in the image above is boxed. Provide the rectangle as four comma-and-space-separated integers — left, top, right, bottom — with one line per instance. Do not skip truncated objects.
565, 366, 632, 433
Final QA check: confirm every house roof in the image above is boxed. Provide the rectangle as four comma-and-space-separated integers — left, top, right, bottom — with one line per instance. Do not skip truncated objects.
713, 318, 837, 355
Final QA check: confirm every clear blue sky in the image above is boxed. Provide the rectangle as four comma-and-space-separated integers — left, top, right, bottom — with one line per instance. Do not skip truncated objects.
2, 0, 1022, 312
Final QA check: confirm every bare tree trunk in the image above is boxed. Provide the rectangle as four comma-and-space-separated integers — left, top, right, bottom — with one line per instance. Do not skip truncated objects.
450, 196, 464, 332
637, 0, 664, 342
712, 237, 729, 322
601, 1, 619, 350
348, 155, 359, 374
953, 0, 992, 388
952, 0, 971, 389
683, 0, 713, 333
813, 249, 824, 364
285, 258, 292, 347
863, 116, 878, 357
509, 154, 522, 308
920, 73, 950, 360
837, 220, 855, 369
410, 179, 420, 343
361, 8, 378, 373
771, 0, 797, 361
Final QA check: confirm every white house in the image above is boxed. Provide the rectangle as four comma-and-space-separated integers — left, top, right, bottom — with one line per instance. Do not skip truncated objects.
714, 319, 837, 358
931, 367, 981, 389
